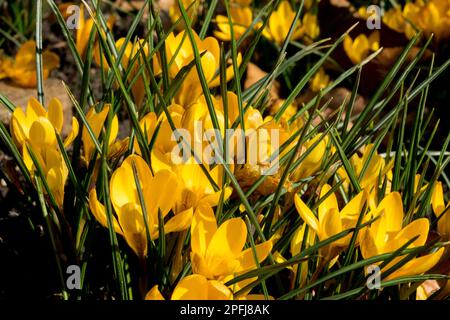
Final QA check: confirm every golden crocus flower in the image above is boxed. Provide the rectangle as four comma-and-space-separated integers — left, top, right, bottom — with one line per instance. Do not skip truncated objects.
291, 134, 329, 181
169, 0, 199, 29
310, 68, 331, 92
10, 98, 79, 206
190, 204, 272, 283
383, 0, 450, 40
360, 192, 445, 280
295, 185, 367, 259
76, 5, 115, 59
82, 104, 128, 163
0, 41, 59, 88
214, 6, 253, 41
173, 161, 232, 215
337, 144, 393, 210
89, 155, 192, 258
343, 31, 380, 64
258, 1, 319, 45
161, 30, 241, 107
136, 105, 186, 172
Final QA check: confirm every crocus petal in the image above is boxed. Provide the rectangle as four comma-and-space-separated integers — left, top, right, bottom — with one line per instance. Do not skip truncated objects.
206, 280, 233, 300
237, 241, 273, 272
191, 205, 218, 258
11, 108, 28, 145
145, 169, 179, 219
201, 187, 233, 207
432, 181, 445, 217
88, 189, 123, 236
29, 117, 57, 148
42, 51, 60, 77
205, 217, 247, 262
145, 285, 165, 300
28, 98, 47, 119
294, 194, 319, 233
83, 105, 110, 161
110, 157, 139, 213
117, 202, 148, 258
320, 208, 342, 241
377, 192, 404, 233
47, 98, 64, 133
171, 274, 208, 300
46, 167, 64, 206
164, 207, 193, 234
63, 117, 80, 148
341, 190, 367, 220
384, 247, 445, 281
392, 218, 429, 248
319, 184, 339, 222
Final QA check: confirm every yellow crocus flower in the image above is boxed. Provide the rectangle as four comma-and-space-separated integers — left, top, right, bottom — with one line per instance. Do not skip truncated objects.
137, 105, 186, 172
82, 104, 128, 163
360, 192, 445, 280
76, 5, 115, 59
291, 134, 329, 181
337, 144, 393, 206
343, 31, 380, 64
258, 1, 319, 45
294, 185, 367, 259
310, 68, 331, 92
382, 7, 407, 34
163, 30, 241, 107
173, 161, 232, 215
88, 155, 192, 258
214, 6, 253, 41
0, 41, 59, 88
11, 98, 78, 149
10, 98, 78, 206
190, 204, 272, 282
169, 0, 199, 29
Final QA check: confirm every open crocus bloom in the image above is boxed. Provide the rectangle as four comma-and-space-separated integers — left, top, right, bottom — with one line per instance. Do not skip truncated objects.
76, 5, 116, 59
89, 155, 192, 258
160, 30, 241, 107
146, 274, 233, 300
291, 134, 329, 181
173, 160, 232, 214
190, 204, 272, 283
214, 6, 253, 41
168, 0, 199, 29
258, 1, 319, 45
343, 31, 380, 64
295, 185, 367, 260
383, 0, 450, 40
360, 192, 445, 280
0, 40, 59, 88
11, 98, 78, 148
136, 105, 185, 172
10, 98, 78, 206
82, 104, 128, 163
